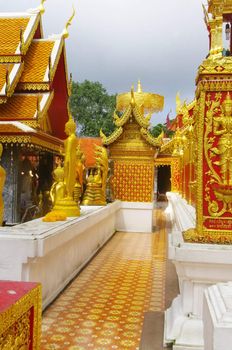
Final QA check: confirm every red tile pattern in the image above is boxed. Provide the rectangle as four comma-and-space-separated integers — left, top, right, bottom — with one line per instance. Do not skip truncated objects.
41, 208, 166, 350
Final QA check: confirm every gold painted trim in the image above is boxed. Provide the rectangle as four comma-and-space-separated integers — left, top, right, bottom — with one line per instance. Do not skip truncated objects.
6, 62, 25, 98
17, 82, 50, 91
49, 38, 64, 82
21, 13, 41, 56
0, 56, 21, 63
0, 134, 63, 153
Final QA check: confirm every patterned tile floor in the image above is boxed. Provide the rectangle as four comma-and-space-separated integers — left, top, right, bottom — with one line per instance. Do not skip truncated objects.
41, 206, 167, 350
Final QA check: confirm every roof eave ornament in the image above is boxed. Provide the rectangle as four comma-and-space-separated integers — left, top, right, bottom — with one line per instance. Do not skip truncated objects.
62, 6, 76, 39
5, 68, 10, 96
28, 0, 46, 15
39, 0, 46, 14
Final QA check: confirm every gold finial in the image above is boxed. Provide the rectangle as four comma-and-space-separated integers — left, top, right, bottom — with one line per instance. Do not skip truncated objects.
130, 85, 136, 107
62, 6, 76, 39
137, 80, 143, 93
39, 0, 46, 14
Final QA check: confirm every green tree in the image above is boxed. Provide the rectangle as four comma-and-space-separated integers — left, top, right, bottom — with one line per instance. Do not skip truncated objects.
150, 122, 175, 138
150, 123, 164, 137
70, 80, 116, 137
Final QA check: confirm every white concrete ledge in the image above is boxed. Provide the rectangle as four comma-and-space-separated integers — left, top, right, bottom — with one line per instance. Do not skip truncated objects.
0, 201, 121, 309
116, 201, 154, 233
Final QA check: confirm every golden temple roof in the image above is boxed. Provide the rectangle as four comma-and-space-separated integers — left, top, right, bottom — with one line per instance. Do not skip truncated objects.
0, 93, 53, 122
101, 85, 164, 149
0, 94, 39, 120
0, 18, 29, 56
20, 40, 55, 84
0, 5, 70, 140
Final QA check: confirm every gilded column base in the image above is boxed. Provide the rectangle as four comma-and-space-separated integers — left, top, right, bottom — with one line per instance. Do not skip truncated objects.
183, 228, 232, 244
54, 197, 80, 217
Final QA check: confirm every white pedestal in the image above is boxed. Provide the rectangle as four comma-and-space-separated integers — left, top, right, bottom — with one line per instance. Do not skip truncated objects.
0, 201, 120, 309
164, 192, 232, 350
116, 201, 154, 233
203, 282, 232, 350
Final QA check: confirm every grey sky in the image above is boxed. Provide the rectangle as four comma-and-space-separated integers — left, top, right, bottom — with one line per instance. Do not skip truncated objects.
2, 0, 208, 124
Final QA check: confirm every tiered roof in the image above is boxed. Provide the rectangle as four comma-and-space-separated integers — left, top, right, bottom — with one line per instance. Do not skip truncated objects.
0, 3, 71, 152
101, 85, 164, 150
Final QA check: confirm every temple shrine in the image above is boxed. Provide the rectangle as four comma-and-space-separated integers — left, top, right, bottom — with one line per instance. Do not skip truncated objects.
0, 2, 71, 224
1, 1, 232, 350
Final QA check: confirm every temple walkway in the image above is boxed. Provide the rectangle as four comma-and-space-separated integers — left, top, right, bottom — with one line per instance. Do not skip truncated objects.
41, 205, 168, 350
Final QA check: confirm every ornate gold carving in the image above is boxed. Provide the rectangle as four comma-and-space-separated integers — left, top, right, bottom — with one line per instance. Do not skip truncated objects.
183, 227, 232, 244
140, 127, 163, 147
0, 311, 31, 349
203, 92, 232, 217
111, 160, 154, 202
196, 91, 206, 232
0, 284, 42, 350
113, 105, 132, 127
0, 135, 62, 153
100, 127, 123, 145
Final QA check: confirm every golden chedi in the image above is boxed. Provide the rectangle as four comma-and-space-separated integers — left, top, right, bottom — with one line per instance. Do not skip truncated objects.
53, 117, 80, 216
101, 82, 164, 203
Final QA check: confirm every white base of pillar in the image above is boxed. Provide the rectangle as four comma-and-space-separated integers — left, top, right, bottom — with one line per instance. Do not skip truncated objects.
165, 296, 204, 350
203, 282, 232, 350
116, 201, 154, 233
164, 192, 232, 350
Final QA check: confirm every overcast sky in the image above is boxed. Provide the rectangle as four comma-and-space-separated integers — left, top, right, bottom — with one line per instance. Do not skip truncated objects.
2, 0, 208, 124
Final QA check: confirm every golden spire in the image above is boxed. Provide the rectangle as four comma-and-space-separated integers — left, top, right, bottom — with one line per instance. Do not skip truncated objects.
62, 6, 76, 39
39, 0, 46, 14
137, 80, 143, 93
130, 85, 135, 107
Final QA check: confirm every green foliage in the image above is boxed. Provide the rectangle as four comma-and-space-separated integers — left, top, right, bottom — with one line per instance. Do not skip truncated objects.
70, 80, 116, 137
150, 123, 164, 137
150, 122, 175, 138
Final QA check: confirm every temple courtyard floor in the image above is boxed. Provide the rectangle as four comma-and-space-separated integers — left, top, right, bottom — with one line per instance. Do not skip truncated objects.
41, 204, 179, 350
